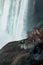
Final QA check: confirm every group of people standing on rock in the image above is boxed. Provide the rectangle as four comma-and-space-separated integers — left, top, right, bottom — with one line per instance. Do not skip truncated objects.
28, 27, 43, 44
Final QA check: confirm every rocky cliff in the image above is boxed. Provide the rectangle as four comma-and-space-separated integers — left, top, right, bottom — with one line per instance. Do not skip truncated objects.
0, 38, 43, 65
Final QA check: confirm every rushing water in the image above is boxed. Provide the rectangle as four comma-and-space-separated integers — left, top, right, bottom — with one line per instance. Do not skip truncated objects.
0, 0, 35, 38
0, 0, 43, 49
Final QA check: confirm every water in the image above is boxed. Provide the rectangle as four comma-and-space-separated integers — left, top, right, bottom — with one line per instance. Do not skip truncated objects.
0, 0, 37, 49
0, 0, 28, 48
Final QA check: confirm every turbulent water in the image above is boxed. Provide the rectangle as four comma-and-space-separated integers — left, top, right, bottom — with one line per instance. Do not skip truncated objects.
0, 0, 43, 49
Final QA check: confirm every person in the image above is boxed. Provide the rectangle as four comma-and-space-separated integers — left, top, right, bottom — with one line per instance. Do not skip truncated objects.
34, 27, 41, 36
34, 27, 43, 37
28, 33, 34, 42
34, 27, 43, 42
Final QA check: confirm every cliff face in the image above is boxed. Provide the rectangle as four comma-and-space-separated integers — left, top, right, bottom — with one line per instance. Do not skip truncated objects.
0, 38, 43, 65
0, 39, 33, 64
0, 41, 23, 65
0, 27, 43, 65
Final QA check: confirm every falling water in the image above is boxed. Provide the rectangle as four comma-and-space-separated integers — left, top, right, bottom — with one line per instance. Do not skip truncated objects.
0, 0, 35, 48
6, 0, 30, 40
13, 0, 29, 40
0, 0, 10, 33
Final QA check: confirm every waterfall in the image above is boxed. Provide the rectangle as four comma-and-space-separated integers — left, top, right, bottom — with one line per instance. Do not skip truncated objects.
0, 0, 35, 40
0, 0, 36, 48
13, 0, 29, 40
0, 0, 10, 33
6, 0, 29, 40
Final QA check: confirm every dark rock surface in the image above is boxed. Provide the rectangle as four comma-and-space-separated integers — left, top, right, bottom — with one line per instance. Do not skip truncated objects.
0, 38, 43, 65
0, 39, 31, 65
